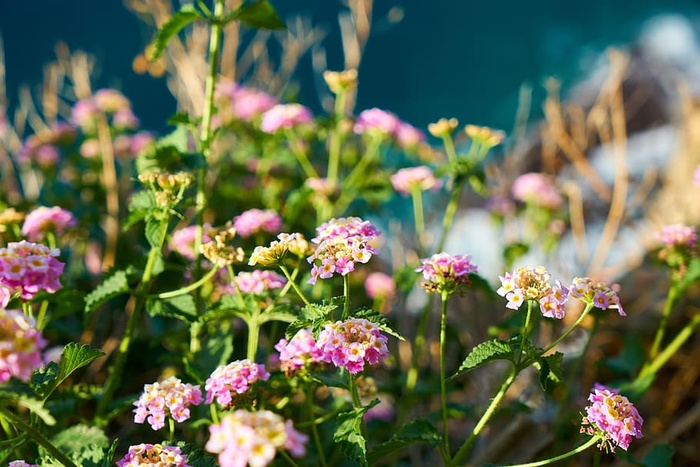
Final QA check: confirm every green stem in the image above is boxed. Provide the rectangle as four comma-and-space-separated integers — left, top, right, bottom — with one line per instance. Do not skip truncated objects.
542, 303, 594, 355
343, 274, 350, 320
348, 373, 366, 437
156, 264, 220, 299
247, 315, 260, 361
342, 134, 383, 191
439, 292, 451, 461
35, 300, 49, 330
404, 295, 434, 395
327, 90, 347, 185
442, 134, 458, 165
200, 0, 225, 152
448, 366, 518, 466
0, 407, 79, 467
287, 131, 319, 179
638, 313, 700, 380
411, 187, 426, 252
649, 282, 678, 360
279, 449, 301, 467
497, 435, 601, 467
518, 300, 534, 363
168, 416, 175, 442
306, 383, 328, 467
436, 180, 465, 252
279, 264, 310, 306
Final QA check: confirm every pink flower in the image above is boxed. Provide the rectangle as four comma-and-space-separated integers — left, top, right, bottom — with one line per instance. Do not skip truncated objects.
93, 89, 131, 113
695, 166, 700, 187
234, 270, 286, 294
260, 103, 313, 133
0, 310, 47, 383
390, 166, 442, 196
512, 172, 563, 210
353, 108, 400, 136
275, 329, 325, 376
133, 376, 203, 431
206, 410, 307, 467
79, 139, 101, 159
395, 122, 425, 149
581, 384, 643, 452
116, 444, 191, 467
0, 241, 65, 300
9, 462, 38, 467
169, 224, 213, 261
71, 99, 101, 131
233, 209, 283, 239
364, 272, 396, 301
307, 217, 381, 285
497, 266, 568, 318
659, 224, 697, 247
112, 108, 140, 130
416, 253, 478, 295
21, 206, 76, 241
315, 318, 389, 374
569, 277, 625, 316
205, 359, 270, 407
215, 82, 278, 123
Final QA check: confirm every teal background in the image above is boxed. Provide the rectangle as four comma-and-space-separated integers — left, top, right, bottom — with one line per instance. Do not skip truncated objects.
1, 1, 699, 133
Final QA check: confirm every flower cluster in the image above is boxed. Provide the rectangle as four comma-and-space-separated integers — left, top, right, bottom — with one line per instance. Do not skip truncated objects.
9, 461, 38, 467
659, 224, 697, 247
417, 253, 478, 295
169, 224, 213, 261
133, 376, 203, 431
114, 131, 155, 158
72, 89, 138, 133
353, 108, 424, 150
17, 122, 76, 166
275, 329, 325, 376
464, 124, 505, 148
206, 410, 307, 467
260, 103, 313, 133
0, 241, 65, 300
364, 272, 396, 302
390, 166, 442, 196
200, 224, 245, 266
233, 209, 283, 239
234, 270, 287, 294
249, 233, 310, 267
215, 82, 278, 124
569, 277, 625, 316
581, 384, 643, 452
205, 359, 270, 407
116, 443, 190, 467
316, 318, 389, 374
0, 310, 47, 383
512, 172, 563, 210
21, 206, 76, 242
307, 217, 381, 285
497, 266, 569, 318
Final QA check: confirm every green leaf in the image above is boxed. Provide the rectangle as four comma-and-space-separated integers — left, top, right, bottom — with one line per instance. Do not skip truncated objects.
33, 343, 105, 400
640, 443, 674, 467
84, 270, 130, 314
149, 4, 205, 60
167, 112, 196, 126
146, 294, 198, 322
452, 339, 514, 379
187, 327, 234, 383
16, 395, 55, 425
541, 351, 563, 384
259, 304, 297, 324
367, 419, 441, 464
145, 217, 167, 248
606, 334, 644, 376
352, 308, 404, 341
533, 356, 550, 391
334, 403, 379, 467
677, 257, 700, 293
100, 438, 119, 467
231, 0, 285, 30
175, 441, 219, 467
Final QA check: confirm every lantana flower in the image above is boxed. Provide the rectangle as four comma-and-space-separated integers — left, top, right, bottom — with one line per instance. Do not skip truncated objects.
9, 461, 39, 467
275, 328, 325, 376
233, 209, 283, 239
0, 310, 47, 383
659, 224, 697, 248
581, 384, 643, 452
206, 410, 307, 467
169, 224, 213, 261
569, 277, 625, 316
315, 318, 389, 374
364, 272, 396, 302
116, 443, 190, 467
512, 172, 563, 210
234, 270, 287, 294
0, 241, 65, 300
390, 166, 442, 196
497, 266, 569, 319
214, 82, 278, 124
260, 103, 313, 133
249, 233, 310, 267
417, 253, 478, 295
205, 359, 270, 408
21, 206, 76, 242
133, 376, 203, 431
306, 217, 381, 285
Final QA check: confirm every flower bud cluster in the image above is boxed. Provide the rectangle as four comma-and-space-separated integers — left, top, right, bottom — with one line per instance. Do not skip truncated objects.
427, 118, 459, 138
138, 171, 194, 207
464, 124, 505, 148
416, 253, 478, 295
581, 384, 643, 452
133, 376, 203, 431
0, 310, 47, 383
315, 318, 389, 374
200, 224, 245, 267
205, 359, 270, 408
659, 224, 697, 248
72, 89, 138, 133
116, 443, 190, 467
249, 233, 311, 267
0, 241, 65, 300
324, 69, 358, 94
169, 224, 214, 261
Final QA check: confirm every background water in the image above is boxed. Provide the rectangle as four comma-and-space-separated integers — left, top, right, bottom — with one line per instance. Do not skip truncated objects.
1, 1, 700, 134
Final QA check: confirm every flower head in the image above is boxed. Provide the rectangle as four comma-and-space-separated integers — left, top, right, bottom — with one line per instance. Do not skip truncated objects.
234, 270, 286, 294
464, 124, 505, 148
315, 318, 389, 374
205, 359, 270, 408
233, 209, 283, 239
260, 104, 313, 133
275, 329, 325, 376
0, 310, 47, 383
9, 462, 39, 467
416, 253, 478, 295
427, 118, 459, 138
353, 108, 400, 136
581, 384, 643, 452
215, 82, 278, 124
569, 277, 625, 316
307, 217, 381, 285
116, 443, 190, 467
21, 206, 76, 242
169, 224, 213, 261
390, 166, 442, 196
364, 272, 396, 302
0, 241, 64, 300
512, 172, 563, 210
395, 122, 425, 150
249, 233, 310, 267
497, 266, 569, 318
659, 224, 697, 247
206, 409, 307, 467
133, 376, 203, 431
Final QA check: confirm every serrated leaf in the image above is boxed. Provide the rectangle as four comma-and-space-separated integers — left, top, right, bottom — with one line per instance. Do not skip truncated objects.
52, 424, 109, 451
542, 352, 563, 384
300, 299, 340, 321
175, 441, 219, 467
259, 304, 297, 324
33, 343, 105, 400
145, 217, 167, 249
534, 357, 550, 391
146, 295, 198, 322
84, 270, 130, 314
452, 339, 514, 379
16, 395, 55, 425
100, 438, 119, 467
334, 403, 378, 467
367, 419, 441, 464
149, 4, 205, 60
352, 308, 404, 341
231, 0, 285, 30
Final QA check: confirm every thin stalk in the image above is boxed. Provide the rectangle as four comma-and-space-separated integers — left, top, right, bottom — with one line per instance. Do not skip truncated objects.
279, 264, 310, 306
342, 134, 382, 191
96, 115, 119, 271
448, 366, 518, 466
649, 282, 678, 360
411, 187, 426, 252
279, 449, 301, 467
439, 292, 451, 461
156, 264, 220, 299
168, 417, 175, 442
305, 383, 328, 467
404, 295, 435, 394
498, 435, 600, 467
0, 407, 79, 467
35, 300, 49, 331
542, 303, 593, 355
436, 180, 465, 252
441, 134, 458, 165
343, 274, 350, 320
638, 313, 700, 380
287, 131, 318, 179
327, 90, 347, 185
348, 373, 365, 438
518, 300, 534, 363
247, 315, 260, 362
